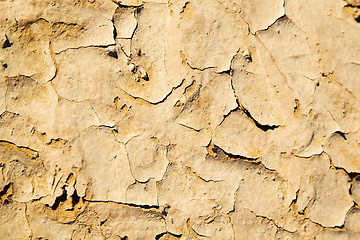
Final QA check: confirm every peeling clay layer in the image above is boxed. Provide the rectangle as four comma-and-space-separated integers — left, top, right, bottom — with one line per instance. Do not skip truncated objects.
1, 0, 360, 239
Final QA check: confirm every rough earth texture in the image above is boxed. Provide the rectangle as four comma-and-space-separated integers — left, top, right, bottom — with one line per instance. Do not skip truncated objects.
1, 0, 360, 239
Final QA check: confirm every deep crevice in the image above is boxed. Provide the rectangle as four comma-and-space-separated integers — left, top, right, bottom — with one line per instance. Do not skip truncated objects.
0, 183, 12, 203
125, 202, 159, 210
348, 172, 360, 180
217, 68, 233, 76
51, 189, 68, 210
334, 131, 347, 140
83, 198, 159, 210
72, 189, 80, 207
229, 69, 279, 132
111, 18, 118, 40
2, 35, 12, 48
241, 106, 279, 131
0, 183, 11, 197
155, 231, 182, 240
349, 173, 360, 197
136, 6, 143, 15
289, 188, 301, 212
213, 144, 259, 161
0, 140, 39, 155
155, 232, 166, 240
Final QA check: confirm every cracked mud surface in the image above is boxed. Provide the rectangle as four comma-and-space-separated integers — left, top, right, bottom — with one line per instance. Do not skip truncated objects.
1, 0, 360, 239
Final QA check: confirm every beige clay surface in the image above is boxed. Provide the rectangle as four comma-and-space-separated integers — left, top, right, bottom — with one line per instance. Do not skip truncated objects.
1, 0, 360, 239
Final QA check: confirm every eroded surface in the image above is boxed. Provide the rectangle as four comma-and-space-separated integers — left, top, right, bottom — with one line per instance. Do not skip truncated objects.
1, 0, 360, 239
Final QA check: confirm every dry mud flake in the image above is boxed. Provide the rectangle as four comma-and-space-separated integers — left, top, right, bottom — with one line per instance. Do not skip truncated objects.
51, 98, 100, 141
230, 208, 278, 240
164, 121, 210, 171
262, 152, 353, 228
0, 202, 32, 240
176, 70, 237, 132
25, 200, 104, 240
239, 0, 284, 32
315, 77, 360, 133
125, 179, 158, 206
0, 112, 48, 151
324, 132, 360, 173
0, 19, 56, 84
0, 0, 116, 52
178, 0, 249, 72
5, 76, 58, 134
257, 17, 320, 79
113, 6, 137, 39
158, 163, 236, 238
0, 141, 52, 203
345, 207, 360, 234
213, 110, 267, 159
52, 47, 128, 102
233, 159, 301, 231
295, 154, 353, 227
286, 0, 360, 95
126, 132, 168, 182
231, 35, 294, 126
77, 202, 166, 240
74, 127, 135, 202
265, 110, 339, 157
128, 3, 186, 103
45, 0, 117, 53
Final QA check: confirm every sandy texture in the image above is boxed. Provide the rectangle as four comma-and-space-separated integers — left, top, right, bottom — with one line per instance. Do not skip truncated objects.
1, 0, 360, 239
